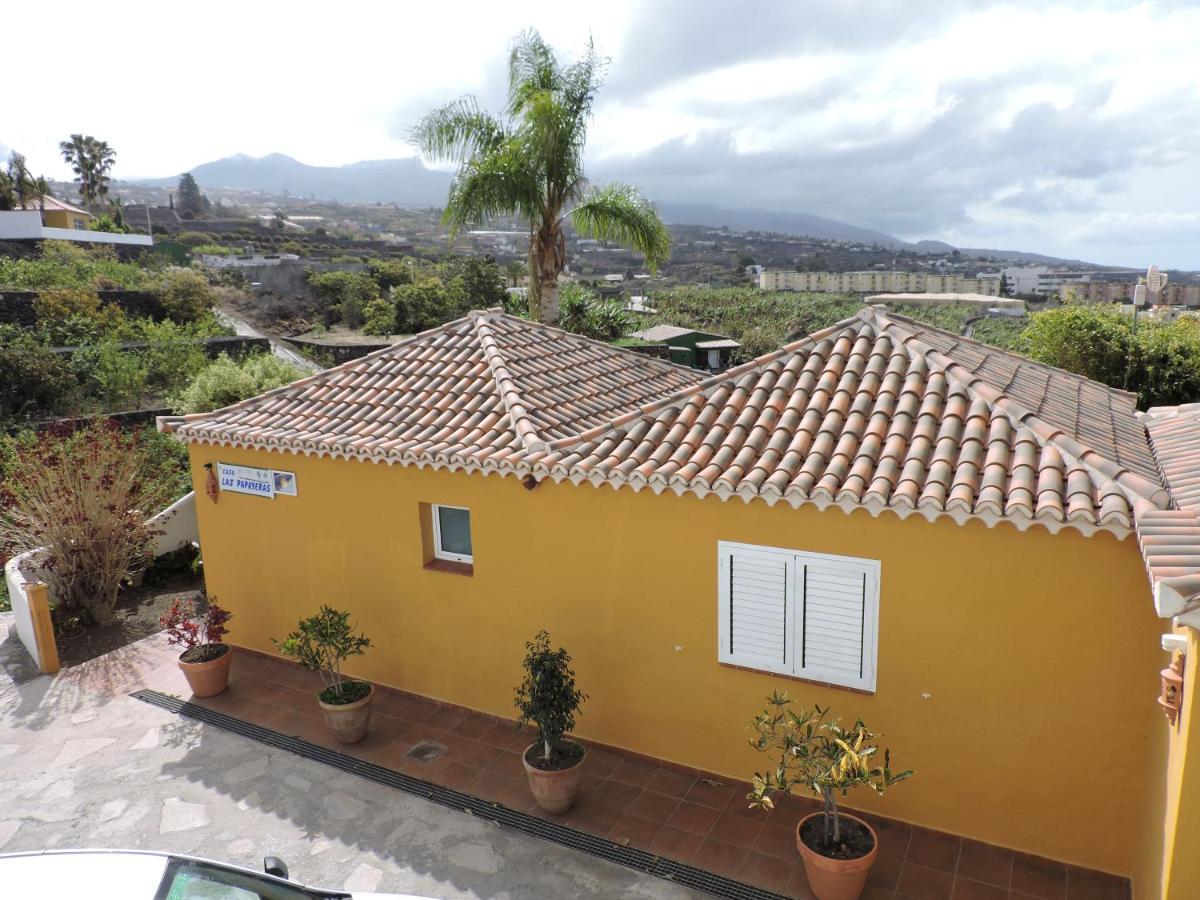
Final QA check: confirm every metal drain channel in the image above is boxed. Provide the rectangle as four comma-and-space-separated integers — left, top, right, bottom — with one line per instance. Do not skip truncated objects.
131, 689, 787, 900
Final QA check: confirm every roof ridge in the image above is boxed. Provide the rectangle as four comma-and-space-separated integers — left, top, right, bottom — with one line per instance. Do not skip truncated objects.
876, 307, 1141, 404
164, 317, 474, 433
874, 308, 1170, 510
541, 312, 873, 452
469, 311, 549, 453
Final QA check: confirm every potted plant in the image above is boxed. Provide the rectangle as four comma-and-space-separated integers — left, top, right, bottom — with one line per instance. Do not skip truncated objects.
274, 606, 373, 744
749, 692, 912, 900
514, 630, 588, 814
160, 596, 233, 698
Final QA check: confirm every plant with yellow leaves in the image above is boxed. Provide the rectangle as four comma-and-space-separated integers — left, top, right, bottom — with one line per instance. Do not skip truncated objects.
748, 691, 912, 850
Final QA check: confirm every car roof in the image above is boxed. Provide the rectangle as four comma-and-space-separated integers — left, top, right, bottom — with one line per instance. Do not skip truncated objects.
0, 849, 168, 898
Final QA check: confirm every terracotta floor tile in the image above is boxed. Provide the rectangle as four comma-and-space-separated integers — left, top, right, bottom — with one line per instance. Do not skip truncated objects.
1065, 867, 1130, 900
609, 756, 661, 788
787, 865, 817, 900
467, 771, 521, 804
446, 739, 501, 769
420, 706, 468, 732
958, 839, 1012, 887
484, 748, 523, 774
867, 815, 913, 861
646, 766, 696, 798
907, 825, 962, 873
565, 801, 624, 838
707, 812, 764, 849
449, 713, 496, 742
1011, 852, 1067, 900
385, 695, 437, 724
606, 812, 662, 848
590, 779, 642, 812
950, 876, 1008, 900
867, 845, 905, 890
666, 801, 721, 836
649, 825, 704, 863
627, 789, 681, 822
476, 721, 519, 749
683, 778, 741, 810
754, 823, 799, 861
862, 887, 896, 900
425, 759, 482, 792
583, 748, 623, 780
897, 861, 955, 900
735, 850, 795, 894
692, 837, 748, 878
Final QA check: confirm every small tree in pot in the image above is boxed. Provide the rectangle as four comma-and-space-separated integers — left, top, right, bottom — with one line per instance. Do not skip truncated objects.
749, 692, 912, 900
514, 630, 588, 814
160, 596, 233, 698
274, 606, 374, 744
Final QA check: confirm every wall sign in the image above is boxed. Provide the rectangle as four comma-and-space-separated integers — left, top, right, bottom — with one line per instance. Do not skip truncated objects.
272, 470, 298, 496
218, 463, 276, 498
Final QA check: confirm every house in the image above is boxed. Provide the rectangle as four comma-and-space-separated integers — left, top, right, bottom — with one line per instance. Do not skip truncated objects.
628, 323, 740, 370
160, 307, 1200, 898
16, 195, 93, 230
0, 197, 152, 247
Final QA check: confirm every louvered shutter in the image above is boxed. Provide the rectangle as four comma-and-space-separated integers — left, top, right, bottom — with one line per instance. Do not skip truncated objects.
717, 544, 795, 676
797, 555, 878, 692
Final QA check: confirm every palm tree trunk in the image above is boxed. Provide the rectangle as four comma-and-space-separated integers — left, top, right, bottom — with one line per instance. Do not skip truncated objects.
540, 280, 560, 325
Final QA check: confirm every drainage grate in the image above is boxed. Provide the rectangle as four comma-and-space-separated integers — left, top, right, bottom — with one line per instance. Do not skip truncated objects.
131, 689, 788, 900
407, 740, 445, 762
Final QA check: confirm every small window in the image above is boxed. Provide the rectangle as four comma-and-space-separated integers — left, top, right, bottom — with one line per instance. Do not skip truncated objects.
717, 541, 880, 692
432, 504, 472, 563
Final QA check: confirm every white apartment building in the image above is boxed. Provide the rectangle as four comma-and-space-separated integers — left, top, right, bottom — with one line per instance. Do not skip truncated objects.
758, 270, 1001, 296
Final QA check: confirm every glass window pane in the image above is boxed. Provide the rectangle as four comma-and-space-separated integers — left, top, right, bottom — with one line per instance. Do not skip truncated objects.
437, 507, 472, 557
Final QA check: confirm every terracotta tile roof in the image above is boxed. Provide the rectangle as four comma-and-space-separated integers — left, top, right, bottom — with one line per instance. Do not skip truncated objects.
525, 307, 1168, 537
1137, 403, 1200, 615
14, 195, 91, 216
169, 310, 705, 464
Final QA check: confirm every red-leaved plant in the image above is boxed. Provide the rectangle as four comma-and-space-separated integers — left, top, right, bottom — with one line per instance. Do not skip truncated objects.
161, 596, 232, 663
0, 422, 170, 626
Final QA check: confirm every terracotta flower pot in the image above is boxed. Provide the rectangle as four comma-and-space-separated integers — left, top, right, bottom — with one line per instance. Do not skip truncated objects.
317, 683, 374, 744
795, 811, 878, 900
522, 741, 586, 814
178, 644, 232, 698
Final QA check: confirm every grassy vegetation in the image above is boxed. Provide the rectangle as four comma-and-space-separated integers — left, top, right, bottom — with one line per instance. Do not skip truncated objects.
0, 242, 155, 290
637, 288, 1025, 363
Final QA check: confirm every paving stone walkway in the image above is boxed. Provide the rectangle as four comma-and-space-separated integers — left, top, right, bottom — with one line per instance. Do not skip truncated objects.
0, 615, 697, 898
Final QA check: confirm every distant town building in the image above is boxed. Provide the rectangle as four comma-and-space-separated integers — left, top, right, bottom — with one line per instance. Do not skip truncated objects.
1064, 281, 1200, 307
758, 270, 1001, 296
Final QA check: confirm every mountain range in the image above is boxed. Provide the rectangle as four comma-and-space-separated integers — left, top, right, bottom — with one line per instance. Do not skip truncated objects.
132, 153, 1088, 264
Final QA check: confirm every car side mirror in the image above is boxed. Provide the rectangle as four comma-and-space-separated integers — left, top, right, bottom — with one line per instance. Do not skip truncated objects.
263, 856, 289, 880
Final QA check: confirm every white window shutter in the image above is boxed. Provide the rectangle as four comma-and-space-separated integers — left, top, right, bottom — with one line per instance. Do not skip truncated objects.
717, 544, 795, 676
798, 556, 877, 692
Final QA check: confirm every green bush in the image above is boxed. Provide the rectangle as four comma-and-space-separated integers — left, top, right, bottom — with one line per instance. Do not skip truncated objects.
190, 243, 235, 256
393, 274, 471, 333
1022, 305, 1200, 409
558, 283, 633, 341
176, 231, 213, 247
33, 288, 126, 345
171, 352, 303, 414
72, 339, 150, 410
362, 297, 395, 336
0, 336, 79, 421
306, 270, 379, 328
158, 268, 216, 323
366, 258, 413, 291
0, 242, 150, 290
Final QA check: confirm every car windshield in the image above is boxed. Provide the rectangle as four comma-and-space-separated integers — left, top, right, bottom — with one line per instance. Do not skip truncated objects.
157, 859, 349, 900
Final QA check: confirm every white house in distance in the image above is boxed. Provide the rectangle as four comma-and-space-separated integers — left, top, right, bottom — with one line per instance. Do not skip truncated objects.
0, 198, 152, 248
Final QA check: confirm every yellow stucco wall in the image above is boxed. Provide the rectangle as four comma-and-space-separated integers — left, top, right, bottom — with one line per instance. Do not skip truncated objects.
41, 209, 89, 230
190, 445, 1165, 878
1137, 627, 1200, 900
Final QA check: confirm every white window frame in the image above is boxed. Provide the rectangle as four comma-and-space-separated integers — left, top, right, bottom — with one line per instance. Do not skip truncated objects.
717, 540, 880, 692
431, 504, 473, 564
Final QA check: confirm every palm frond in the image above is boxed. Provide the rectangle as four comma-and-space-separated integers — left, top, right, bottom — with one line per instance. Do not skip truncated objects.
508, 29, 559, 117
442, 139, 542, 235
569, 183, 672, 272
411, 98, 508, 165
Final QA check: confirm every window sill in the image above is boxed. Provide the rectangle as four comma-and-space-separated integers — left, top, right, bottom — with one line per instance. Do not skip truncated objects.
424, 559, 474, 577
718, 662, 874, 696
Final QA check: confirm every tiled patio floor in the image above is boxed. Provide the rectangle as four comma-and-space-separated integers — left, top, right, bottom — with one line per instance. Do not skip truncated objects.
70, 637, 1129, 900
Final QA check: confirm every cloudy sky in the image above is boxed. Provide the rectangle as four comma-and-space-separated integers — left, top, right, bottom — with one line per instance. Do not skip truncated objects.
5, 1, 1198, 267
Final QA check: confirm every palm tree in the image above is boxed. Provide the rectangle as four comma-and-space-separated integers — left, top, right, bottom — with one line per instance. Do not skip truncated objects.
412, 30, 671, 324
58, 134, 116, 207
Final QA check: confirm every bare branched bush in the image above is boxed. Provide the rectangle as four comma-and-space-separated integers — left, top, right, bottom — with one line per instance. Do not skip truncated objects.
0, 423, 171, 626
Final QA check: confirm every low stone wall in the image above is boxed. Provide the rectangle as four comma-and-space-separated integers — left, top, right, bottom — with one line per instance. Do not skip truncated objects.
0, 289, 169, 328
31, 407, 174, 433
49, 335, 269, 361
280, 336, 392, 365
